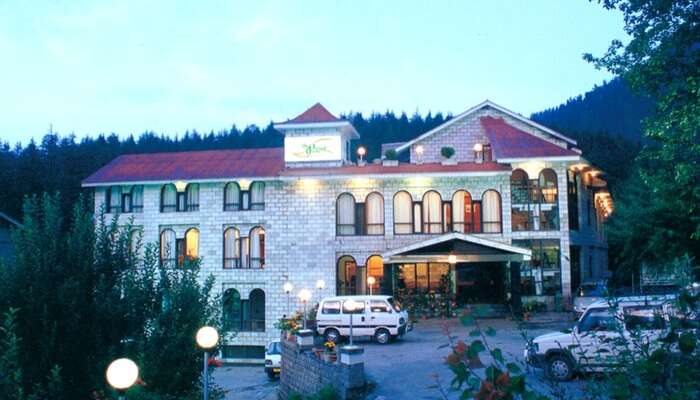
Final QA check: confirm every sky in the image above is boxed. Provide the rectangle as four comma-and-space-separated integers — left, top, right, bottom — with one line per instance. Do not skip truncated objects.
0, 1, 627, 144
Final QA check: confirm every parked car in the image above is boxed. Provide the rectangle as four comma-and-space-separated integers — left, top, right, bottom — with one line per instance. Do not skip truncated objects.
264, 339, 281, 379
315, 295, 411, 344
573, 280, 609, 316
525, 295, 676, 381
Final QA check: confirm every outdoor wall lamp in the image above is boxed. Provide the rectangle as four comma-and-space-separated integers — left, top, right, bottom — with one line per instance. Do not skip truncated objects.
106, 358, 139, 400
196, 326, 219, 400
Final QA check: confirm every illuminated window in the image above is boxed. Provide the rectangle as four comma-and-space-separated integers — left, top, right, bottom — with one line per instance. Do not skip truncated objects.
223, 227, 241, 269
366, 255, 384, 294
422, 191, 443, 233
249, 226, 265, 268
185, 228, 199, 259
482, 190, 502, 233
365, 192, 384, 235
393, 191, 413, 234
452, 190, 474, 233
336, 193, 356, 236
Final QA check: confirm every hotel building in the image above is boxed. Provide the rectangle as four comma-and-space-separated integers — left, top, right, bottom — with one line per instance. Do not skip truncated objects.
83, 101, 613, 360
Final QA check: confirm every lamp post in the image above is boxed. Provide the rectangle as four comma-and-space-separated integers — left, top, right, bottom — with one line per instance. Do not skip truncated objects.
367, 276, 376, 295
196, 326, 219, 400
344, 299, 360, 347
298, 289, 311, 329
106, 358, 139, 400
316, 279, 325, 303
357, 146, 367, 163
283, 281, 293, 318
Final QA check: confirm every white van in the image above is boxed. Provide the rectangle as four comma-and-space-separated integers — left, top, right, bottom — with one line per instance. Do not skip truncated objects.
316, 295, 410, 344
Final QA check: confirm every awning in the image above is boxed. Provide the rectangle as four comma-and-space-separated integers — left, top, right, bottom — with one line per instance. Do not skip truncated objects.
382, 232, 531, 264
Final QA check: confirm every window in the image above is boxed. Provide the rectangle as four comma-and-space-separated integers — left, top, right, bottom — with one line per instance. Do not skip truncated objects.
337, 255, 358, 295
422, 191, 443, 233
185, 184, 200, 211
452, 190, 474, 233
224, 182, 241, 211
184, 228, 199, 260
248, 289, 265, 332
322, 301, 341, 314
399, 263, 450, 292
160, 229, 176, 266
223, 228, 240, 269
336, 193, 356, 236
129, 229, 142, 257
130, 186, 144, 213
365, 192, 384, 235
106, 186, 122, 213
511, 170, 531, 231
223, 289, 242, 331
578, 308, 617, 332
393, 191, 413, 234
222, 288, 265, 332
161, 184, 177, 212
623, 306, 666, 331
366, 255, 384, 294
249, 226, 265, 268
538, 169, 559, 230
250, 182, 265, 210
343, 299, 365, 314
370, 300, 391, 313
513, 239, 561, 296
481, 190, 502, 233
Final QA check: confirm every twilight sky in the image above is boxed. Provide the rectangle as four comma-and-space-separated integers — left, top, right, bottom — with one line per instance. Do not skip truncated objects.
0, 1, 626, 144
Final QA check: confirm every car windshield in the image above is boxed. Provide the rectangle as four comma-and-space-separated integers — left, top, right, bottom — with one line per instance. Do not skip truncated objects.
577, 284, 606, 297
267, 341, 281, 355
387, 297, 402, 313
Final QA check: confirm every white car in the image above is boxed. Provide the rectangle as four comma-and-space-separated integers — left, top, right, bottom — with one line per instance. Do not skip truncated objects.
316, 295, 411, 344
524, 295, 675, 381
264, 339, 281, 379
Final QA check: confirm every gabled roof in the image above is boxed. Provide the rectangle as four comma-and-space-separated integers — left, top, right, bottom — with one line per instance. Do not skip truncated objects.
82, 148, 285, 186
0, 212, 21, 227
481, 116, 580, 160
283, 103, 340, 124
393, 100, 577, 154
382, 232, 532, 262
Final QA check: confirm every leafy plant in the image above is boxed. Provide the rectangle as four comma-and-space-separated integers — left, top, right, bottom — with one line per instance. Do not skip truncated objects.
384, 149, 398, 160
441, 146, 455, 159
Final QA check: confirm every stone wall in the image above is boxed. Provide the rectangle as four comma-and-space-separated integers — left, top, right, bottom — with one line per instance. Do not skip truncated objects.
279, 340, 366, 400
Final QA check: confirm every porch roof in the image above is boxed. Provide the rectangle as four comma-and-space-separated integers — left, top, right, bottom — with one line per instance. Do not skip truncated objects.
382, 232, 531, 263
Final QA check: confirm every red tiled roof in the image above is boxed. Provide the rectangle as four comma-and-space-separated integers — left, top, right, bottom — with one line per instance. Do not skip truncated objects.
82, 148, 285, 184
481, 116, 579, 159
279, 162, 510, 177
284, 103, 340, 123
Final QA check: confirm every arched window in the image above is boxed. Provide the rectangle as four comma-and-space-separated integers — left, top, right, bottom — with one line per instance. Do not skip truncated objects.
223, 227, 240, 269
337, 255, 359, 295
393, 191, 413, 234
422, 191, 443, 234
482, 190, 502, 233
222, 289, 242, 331
365, 192, 384, 235
249, 289, 265, 332
336, 193, 356, 236
511, 170, 531, 231
249, 226, 265, 268
366, 255, 384, 295
161, 184, 177, 212
185, 228, 199, 260
538, 169, 559, 230
160, 229, 176, 265
106, 186, 122, 213
250, 181, 265, 210
224, 182, 241, 211
131, 185, 144, 213
185, 184, 200, 211
452, 190, 473, 233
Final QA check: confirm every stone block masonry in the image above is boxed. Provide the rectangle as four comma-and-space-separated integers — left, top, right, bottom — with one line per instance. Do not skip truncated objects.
280, 340, 366, 400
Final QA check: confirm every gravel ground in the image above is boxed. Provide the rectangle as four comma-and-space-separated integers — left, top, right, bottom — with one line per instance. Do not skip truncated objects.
212, 315, 589, 399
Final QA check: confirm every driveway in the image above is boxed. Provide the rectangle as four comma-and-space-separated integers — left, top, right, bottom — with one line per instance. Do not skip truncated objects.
213, 316, 587, 399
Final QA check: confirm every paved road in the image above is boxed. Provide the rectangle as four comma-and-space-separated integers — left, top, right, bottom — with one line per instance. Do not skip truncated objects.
212, 317, 587, 399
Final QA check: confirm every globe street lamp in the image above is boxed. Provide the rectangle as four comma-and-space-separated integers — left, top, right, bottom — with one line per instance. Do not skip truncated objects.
357, 146, 367, 162
344, 299, 361, 347
367, 276, 376, 295
298, 289, 312, 329
316, 279, 325, 303
196, 326, 219, 400
283, 281, 293, 318
106, 358, 139, 400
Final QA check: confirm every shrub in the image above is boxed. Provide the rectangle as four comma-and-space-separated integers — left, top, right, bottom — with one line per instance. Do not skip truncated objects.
384, 149, 398, 160
441, 146, 455, 159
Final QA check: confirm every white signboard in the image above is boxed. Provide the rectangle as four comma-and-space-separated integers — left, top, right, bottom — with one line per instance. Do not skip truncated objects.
284, 135, 342, 162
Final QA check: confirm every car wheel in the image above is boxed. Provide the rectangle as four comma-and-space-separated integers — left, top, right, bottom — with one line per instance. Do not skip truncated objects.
546, 354, 574, 381
324, 328, 340, 343
374, 328, 391, 344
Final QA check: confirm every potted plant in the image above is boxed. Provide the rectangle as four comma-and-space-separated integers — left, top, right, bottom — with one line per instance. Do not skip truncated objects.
440, 146, 457, 165
383, 149, 399, 166
321, 340, 337, 363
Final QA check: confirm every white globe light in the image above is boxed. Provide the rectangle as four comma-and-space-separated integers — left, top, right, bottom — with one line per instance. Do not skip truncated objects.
415, 145, 424, 155
283, 281, 293, 294
357, 146, 367, 156
473, 143, 483, 152
196, 326, 219, 349
106, 358, 139, 391
367, 276, 376, 285
448, 254, 457, 264
316, 279, 326, 290
298, 288, 311, 303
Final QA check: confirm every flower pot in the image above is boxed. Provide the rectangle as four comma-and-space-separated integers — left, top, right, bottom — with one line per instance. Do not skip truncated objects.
441, 158, 457, 166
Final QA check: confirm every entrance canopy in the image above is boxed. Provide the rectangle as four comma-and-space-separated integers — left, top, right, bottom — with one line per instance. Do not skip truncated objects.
382, 232, 531, 264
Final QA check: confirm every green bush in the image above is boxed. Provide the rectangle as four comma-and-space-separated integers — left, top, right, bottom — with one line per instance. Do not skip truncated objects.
384, 149, 398, 160
440, 146, 455, 159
